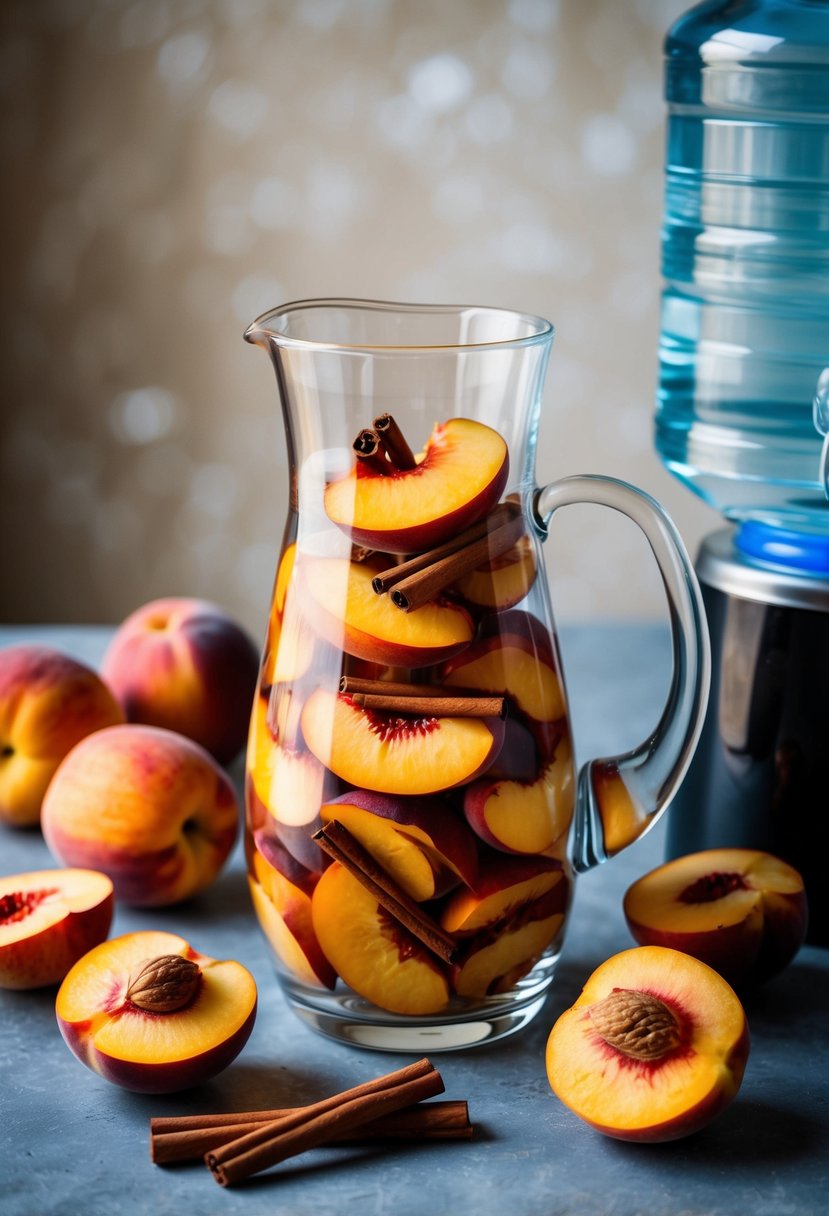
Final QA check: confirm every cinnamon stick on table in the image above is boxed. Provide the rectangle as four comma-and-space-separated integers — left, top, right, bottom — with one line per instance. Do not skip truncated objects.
205, 1058, 444, 1187
313, 819, 459, 964
150, 1101, 472, 1165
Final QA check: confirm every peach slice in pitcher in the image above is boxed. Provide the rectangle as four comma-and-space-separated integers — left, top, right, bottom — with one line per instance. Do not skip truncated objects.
324, 417, 509, 553
249, 832, 336, 990
301, 555, 474, 668
451, 534, 538, 611
320, 789, 479, 900
463, 734, 575, 855
301, 689, 505, 796
311, 862, 450, 1015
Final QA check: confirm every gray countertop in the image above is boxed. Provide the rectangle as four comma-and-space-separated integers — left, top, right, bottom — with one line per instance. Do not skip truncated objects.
2, 624, 827, 1216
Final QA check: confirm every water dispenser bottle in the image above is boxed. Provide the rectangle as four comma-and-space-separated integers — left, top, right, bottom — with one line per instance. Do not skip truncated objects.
655, 0, 829, 535
656, 0, 829, 944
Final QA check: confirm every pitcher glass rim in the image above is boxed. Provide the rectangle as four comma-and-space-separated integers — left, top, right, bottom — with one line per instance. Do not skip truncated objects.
244, 297, 555, 354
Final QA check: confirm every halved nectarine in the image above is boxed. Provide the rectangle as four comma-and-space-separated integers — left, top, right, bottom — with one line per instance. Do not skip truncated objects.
545, 945, 750, 1142
324, 417, 509, 553
623, 848, 808, 987
56, 929, 257, 1093
310, 862, 450, 1015
0, 868, 113, 989
300, 688, 504, 796
301, 554, 474, 668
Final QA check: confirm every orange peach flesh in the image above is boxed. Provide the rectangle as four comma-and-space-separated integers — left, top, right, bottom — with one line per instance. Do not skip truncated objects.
452, 536, 538, 610
454, 913, 564, 998
0, 869, 114, 989
248, 869, 335, 990
319, 803, 440, 900
442, 866, 566, 934
301, 689, 502, 796
323, 418, 508, 552
311, 863, 450, 1015
443, 640, 565, 723
302, 556, 474, 666
546, 946, 749, 1142
247, 696, 329, 828
471, 737, 574, 854
56, 931, 256, 1068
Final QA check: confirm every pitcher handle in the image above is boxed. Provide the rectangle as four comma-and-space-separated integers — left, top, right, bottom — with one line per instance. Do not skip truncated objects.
534, 474, 711, 874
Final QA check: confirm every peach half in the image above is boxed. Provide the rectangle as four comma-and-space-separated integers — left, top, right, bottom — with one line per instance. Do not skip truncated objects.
56, 930, 257, 1093
301, 555, 474, 668
301, 689, 504, 796
311, 862, 450, 1015
546, 946, 750, 1143
0, 644, 124, 827
623, 848, 808, 987
320, 789, 479, 900
463, 734, 575, 855
249, 832, 336, 990
324, 417, 509, 553
42, 724, 239, 907
0, 868, 113, 990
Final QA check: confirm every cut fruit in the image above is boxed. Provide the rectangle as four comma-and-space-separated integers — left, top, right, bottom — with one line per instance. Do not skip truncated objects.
250, 834, 336, 990
545, 945, 750, 1142
55, 929, 257, 1093
324, 417, 509, 553
463, 735, 575, 854
247, 696, 334, 829
301, 555, 474, 668
320, 789, 478, 900
452, 534, 538, 611
301, 688, 504, 796
311, 862, 450, 1015
0, 868, 114, 990
440, 626, 565, 725
623, 848, 808, 987
453, 906, 565, 998
441, 853, 568, 935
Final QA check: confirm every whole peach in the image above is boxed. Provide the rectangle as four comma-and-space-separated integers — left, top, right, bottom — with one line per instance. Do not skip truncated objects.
41, 724, 239, 906
101, 598, 259, 765
0, 645, 124, 828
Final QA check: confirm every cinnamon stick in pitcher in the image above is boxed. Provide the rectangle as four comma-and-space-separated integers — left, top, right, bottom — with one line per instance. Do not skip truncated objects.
373, 413, 417, 470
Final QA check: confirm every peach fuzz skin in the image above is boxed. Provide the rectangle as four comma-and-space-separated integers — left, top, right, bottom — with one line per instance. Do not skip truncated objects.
55, 930, 257, 1093
546, 946, 750, 1143
101, 598, 260, 765
41, 724, 238, 907
0, 645, 124, 828
0, 868, 114, 990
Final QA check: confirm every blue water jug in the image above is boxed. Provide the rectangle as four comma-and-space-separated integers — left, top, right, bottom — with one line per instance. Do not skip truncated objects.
655, 0, 829, 541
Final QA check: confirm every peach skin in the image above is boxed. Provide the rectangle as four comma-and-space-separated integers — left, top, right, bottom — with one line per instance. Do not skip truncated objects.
101, 598, 259, 765
0, 645, 124, 828
41, 724, 238, 906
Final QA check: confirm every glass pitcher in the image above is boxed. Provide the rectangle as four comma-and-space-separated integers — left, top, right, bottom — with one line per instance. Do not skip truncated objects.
243, 299, 710, 1052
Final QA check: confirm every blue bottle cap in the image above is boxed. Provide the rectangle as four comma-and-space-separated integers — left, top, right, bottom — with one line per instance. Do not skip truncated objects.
735, 521, 829, 575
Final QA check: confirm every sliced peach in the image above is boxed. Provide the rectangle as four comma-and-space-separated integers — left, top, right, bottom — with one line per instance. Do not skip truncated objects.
452, 534, 537, 611
441, 853, 568, 935
55, 929, 257, 1093
301, 555, 474, 668
301, 688, 504, 796
545, 945, 750, 1142
623, 848, 808, 987
320, 789, 478, 900
440, 626, 565, 726
463, 734, 575, 854
262, 588, 316, 687
310, 862, 450, 1015
453, 904, 566, 998
0, 868, 113, 990
246, 696, 334, 830
249, 832, 336, 990
324, 417, 509, 553
592, 762, 643, 856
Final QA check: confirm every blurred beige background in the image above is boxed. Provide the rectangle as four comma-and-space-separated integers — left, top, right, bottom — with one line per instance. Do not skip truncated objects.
0, 0, 719, 640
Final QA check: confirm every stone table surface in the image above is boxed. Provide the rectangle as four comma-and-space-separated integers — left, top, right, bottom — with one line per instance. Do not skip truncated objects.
1, 624, 827, 1216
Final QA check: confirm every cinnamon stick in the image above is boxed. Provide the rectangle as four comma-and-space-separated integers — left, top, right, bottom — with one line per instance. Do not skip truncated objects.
352, 428, 388, 475
371, 501, 517, 595
205, 1058, 444, 1187
350, 692, 505, 718
391, 509, 526, 612
339, 676, 449, 697
313, 819, 459, 964
373, 413, 417, 470
151, 1101, 472, 1164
